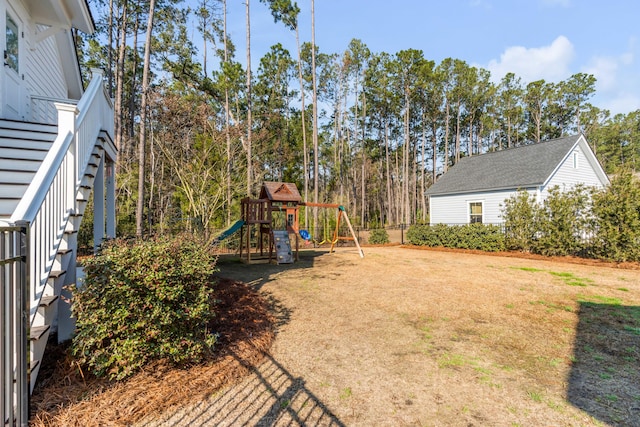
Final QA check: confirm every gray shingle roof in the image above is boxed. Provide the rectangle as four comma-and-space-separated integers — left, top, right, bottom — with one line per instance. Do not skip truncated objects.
426, 134, 582, 196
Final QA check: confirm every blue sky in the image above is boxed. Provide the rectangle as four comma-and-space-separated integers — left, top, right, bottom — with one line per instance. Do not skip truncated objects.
214, 0, 639, 115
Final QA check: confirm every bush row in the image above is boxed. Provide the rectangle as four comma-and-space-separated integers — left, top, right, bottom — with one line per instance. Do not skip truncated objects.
502, 170, 640, 261
406, 223, 505, 252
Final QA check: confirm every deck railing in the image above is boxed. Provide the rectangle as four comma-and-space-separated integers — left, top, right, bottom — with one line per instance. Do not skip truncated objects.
0, 224, 29, 427
10, 71, 112, 320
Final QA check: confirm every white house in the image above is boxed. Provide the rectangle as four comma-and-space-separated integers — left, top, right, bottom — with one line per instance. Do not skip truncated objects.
426, 134, 609, 225
0, 1, 115, 423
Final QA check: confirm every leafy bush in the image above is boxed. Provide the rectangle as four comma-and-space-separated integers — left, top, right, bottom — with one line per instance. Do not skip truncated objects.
533, 185, 592, 257
71, 235, 219, 380
591, 170, 640, 261
407, 223, 505, 252
368, 228, 390, 244
501, 189, 538, 252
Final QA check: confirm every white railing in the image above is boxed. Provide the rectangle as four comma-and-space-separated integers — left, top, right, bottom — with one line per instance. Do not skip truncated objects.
10, 70, 112, 320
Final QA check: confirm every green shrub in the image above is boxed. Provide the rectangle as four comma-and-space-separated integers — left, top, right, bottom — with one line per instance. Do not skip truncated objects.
591, 170, 640, 261
501, 189, 538, 252
533, 185, 592, 257
368, 228, 390, 244
407, 223, 505, 252
71, 235, 219, 380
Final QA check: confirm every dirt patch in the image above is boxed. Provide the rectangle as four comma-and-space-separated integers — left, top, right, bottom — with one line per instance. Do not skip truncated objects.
31, 247, 640, 426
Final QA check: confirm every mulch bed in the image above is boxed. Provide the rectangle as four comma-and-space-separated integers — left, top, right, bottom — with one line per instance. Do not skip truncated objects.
400, 244, 640, 270
29, 278, 274, 427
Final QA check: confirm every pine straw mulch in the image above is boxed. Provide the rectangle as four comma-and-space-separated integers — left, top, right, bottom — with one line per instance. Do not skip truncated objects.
399, 244, 640, 270
29, 278, 275, 427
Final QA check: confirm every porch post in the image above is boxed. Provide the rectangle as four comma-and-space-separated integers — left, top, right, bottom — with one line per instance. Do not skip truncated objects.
106, 160, 116, 238
93, 156, 105, 252
54, 103, 78, 210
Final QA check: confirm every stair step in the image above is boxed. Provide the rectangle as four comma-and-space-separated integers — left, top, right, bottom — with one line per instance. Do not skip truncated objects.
49, 270, 66, 279
39, 295, 58, 307
57, 248, 73, 256
0, 170, 35, 185
30, 325, 50, 341
0, 158, 42, 172
0, 147, 49, 160
0, 119, 57, 136
29, 359, 40, 373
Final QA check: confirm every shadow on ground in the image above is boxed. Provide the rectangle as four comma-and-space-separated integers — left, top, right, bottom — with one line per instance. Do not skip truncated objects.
568, 301, 640, 426
157, 352, 345, 427
215, 249, 327, 291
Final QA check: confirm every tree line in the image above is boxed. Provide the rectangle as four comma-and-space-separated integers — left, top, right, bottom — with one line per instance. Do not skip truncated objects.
82, 0, 640, 237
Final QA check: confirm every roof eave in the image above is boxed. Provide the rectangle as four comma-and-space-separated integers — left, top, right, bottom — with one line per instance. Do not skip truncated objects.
426, 184, 541, 197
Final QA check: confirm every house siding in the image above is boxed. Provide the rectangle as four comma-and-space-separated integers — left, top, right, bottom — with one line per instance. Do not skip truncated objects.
26, 24, 68, 123
542, 141, 606, 198
2, 0, 68, 123
429, 188, 537, 225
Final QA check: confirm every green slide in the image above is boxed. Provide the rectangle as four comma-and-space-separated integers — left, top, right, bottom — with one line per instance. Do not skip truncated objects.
214, 219, 244, 243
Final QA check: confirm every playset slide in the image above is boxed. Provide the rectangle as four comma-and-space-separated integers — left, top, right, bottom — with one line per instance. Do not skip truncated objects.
213, 219, 245, 243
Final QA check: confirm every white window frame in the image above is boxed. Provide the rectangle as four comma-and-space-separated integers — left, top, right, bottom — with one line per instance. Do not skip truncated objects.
468, 200, 484, 224
573, 151, 579, 169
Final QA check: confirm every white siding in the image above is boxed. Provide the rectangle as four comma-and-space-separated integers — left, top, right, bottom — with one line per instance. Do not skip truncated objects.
2, 0, 69, 122
430, 188, 536, 225
542, 140, 607, 198
26, 24, 67, 123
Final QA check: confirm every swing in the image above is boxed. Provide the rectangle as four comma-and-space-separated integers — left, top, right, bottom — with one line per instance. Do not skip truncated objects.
299, 214, 330, 245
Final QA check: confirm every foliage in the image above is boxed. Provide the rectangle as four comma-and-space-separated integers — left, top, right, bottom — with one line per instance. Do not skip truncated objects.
501, 189, 538, 252
82, 1, 640, 235
533, 185, 593, 257
591, 170, 640, 261
406, 223, 505, 252
368, 228, 389, 244
71, 236, 219, 380
502, 185, 594, 257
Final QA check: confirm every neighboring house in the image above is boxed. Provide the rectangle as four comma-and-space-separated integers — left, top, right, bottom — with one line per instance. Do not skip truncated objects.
0, 0, 115, 423
426, 134, 609, 225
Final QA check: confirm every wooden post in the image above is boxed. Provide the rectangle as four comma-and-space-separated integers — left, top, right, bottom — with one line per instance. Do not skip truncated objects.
341, 210, 364, 258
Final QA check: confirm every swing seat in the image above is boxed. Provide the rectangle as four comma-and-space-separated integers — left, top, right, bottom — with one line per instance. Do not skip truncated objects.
299, 229, 311, 241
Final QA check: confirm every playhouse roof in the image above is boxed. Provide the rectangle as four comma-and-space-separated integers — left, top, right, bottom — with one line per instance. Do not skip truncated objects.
260, 182, 302, 202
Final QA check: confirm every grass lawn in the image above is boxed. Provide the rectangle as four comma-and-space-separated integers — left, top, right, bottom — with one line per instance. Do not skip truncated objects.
34, 246, 640, 426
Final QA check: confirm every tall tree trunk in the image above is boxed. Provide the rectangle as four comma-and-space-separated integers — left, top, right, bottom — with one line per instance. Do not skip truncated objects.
114, 0, 127, 158
108, 0, 114, 96
420, 116, 426, 222
128, 7, 140, 139
443, 98, 450, 173
245, 0, 253, 197
384, 120, 392, 225
295, 24, 309, 226
135, 0, 156, 237
223, 0, 232, 225
311, 0, 319, 230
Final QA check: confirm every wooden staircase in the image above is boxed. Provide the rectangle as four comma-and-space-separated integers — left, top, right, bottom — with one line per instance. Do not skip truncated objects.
0, 119, 108, 391
0, 71, 115, 424
0, 121, 57, 216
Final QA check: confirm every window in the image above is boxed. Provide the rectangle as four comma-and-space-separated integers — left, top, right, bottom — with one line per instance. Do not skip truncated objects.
5, 13, 19, 73
469, 202, 483, 224
573, 151, 579, 169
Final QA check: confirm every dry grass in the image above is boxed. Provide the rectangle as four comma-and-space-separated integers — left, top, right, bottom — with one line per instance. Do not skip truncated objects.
31, 246, 640, 426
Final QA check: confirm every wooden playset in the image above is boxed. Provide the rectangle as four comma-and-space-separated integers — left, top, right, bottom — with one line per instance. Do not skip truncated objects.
239, 182, 363, 264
